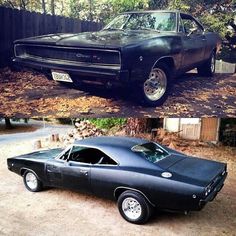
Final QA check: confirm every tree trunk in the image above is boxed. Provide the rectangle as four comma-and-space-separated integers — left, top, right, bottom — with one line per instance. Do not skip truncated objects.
125, 118, 163, 136
42, 0, 46, 14
125, 118, 148, 136
51, 0, 55, 15
4, 118, 12, 129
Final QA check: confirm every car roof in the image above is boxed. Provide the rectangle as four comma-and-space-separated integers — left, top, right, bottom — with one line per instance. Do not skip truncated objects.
74, 136, 146, 150
74, 136, 158, 167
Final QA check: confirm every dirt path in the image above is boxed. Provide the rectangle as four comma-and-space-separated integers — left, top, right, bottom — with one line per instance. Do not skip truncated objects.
0, 68, 235, 117
0, 141, 236, 236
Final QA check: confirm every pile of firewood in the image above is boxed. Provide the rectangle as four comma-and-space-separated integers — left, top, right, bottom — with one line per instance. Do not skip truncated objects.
60, 120, 104, 145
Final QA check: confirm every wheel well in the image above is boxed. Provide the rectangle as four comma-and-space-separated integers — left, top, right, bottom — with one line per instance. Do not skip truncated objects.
114, 187, 155, 206
153, 57, 175, 72
20, 168, 27, 176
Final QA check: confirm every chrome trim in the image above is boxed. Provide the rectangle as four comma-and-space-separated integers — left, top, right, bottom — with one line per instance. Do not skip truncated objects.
114, 186, 155, 207
55, 145, 73, 160
152, 55, 175, 70
55, 144, 120, 166
20, 167, 41, 180
17, 55, 121, 69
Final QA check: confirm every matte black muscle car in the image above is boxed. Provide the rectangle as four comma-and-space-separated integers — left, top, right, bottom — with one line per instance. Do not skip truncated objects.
12, 10, 221, 106
7, 136, 227, 224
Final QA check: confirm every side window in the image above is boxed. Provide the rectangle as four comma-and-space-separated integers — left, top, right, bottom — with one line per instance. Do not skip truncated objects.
68, 146, 117, 165
180, 14, 203, 35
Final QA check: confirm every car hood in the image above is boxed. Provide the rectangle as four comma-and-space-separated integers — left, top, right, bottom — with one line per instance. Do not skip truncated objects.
158, 153, 226, 186
10, 148, 63, 161
14, 30, 173, 49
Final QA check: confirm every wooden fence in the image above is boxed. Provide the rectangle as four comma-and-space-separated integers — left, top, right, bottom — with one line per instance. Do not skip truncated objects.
0, 7, 103, 67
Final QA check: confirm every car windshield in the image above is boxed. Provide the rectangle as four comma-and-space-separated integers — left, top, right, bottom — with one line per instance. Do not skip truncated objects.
132, 142, 169, 163
103, 12, 176, 32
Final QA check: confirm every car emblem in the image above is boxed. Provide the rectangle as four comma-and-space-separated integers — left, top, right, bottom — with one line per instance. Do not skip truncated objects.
161, 172, 172, 178
93, 55, 101, 61
76, 53, 90, 59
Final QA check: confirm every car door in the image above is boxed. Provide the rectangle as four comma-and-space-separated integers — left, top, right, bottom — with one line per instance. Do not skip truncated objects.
180, 14, 206, 68
90, 154, 119, 199
62, 161, 91, 194
60, 145, 93, 194
46, 147, 71, 187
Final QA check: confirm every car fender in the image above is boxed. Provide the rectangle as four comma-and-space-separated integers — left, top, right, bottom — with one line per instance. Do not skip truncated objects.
114, 186, 156, 207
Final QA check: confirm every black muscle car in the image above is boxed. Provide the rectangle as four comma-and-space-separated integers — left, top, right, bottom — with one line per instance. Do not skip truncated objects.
12, 10, 221, 106
7, 136, 227, 224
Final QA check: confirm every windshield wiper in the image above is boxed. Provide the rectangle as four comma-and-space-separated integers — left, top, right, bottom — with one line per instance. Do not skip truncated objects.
103, 28, 125, 31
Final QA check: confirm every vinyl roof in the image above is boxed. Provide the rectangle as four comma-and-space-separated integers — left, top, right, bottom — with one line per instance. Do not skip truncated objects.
74, 136, 156, 166
74, 136, 147, 149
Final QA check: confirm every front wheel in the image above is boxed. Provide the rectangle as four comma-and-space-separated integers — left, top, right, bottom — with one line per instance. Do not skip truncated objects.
141, 64, 170, 107
117, 190, 153, 224
197, 52, 216, 77
23, 170, 43, 192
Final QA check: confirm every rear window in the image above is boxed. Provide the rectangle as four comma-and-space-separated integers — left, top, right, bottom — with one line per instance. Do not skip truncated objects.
131, 142, 169, 163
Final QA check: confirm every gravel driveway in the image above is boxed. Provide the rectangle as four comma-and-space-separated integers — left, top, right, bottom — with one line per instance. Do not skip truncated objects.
0, 68, 235, 117
1, 140, 236, 236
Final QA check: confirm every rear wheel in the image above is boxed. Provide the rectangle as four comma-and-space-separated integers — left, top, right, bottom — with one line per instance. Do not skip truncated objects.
197, 52, 216, 77
117, 190, 153, 224
23, 170, 42, 192
141, 64, 171, 107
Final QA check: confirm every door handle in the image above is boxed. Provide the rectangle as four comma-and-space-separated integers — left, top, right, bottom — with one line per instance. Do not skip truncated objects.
80, 170, 88, 175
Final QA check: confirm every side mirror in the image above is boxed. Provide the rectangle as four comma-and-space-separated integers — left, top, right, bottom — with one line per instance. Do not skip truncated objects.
187, 27, 198, 36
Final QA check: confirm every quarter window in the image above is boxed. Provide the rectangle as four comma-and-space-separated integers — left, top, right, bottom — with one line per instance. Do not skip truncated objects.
180, 14, 203, 35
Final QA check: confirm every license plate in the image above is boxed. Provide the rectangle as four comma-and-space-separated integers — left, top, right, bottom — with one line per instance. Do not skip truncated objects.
51, 70, 73, 83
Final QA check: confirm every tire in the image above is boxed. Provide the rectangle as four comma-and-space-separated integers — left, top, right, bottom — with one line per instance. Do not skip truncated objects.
197, 52, 216, 77
23, 170, 43, 192
141, 63, 171, 107
117, 190, 153, 224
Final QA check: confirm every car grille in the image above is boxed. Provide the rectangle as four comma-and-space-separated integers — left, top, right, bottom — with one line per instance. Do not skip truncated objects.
14, 44, 121, 66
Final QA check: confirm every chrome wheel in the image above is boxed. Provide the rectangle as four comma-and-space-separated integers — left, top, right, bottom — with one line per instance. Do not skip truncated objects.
144, 68, 167, 101
211, 54, 215, 73
122, 197, 142, 220
25, 172, 38, 190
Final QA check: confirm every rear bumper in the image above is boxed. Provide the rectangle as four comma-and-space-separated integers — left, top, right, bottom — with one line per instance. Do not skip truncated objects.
12, 57, 130, 84
198, 171, 227, 209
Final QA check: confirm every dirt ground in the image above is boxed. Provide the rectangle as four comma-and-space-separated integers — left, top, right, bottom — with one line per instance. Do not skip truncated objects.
0, 140, 236, 236
0, 68, 236, 117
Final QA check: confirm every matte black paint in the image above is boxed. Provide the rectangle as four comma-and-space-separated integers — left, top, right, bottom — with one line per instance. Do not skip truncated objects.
12, 10, 221, 86
7, 136, 227, 213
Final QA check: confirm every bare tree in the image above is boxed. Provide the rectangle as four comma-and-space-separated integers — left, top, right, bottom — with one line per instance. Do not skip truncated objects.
20, 0, 28, 10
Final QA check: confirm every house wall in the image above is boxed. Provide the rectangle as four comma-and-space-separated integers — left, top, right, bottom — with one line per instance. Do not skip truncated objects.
164, 118, 219, 141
